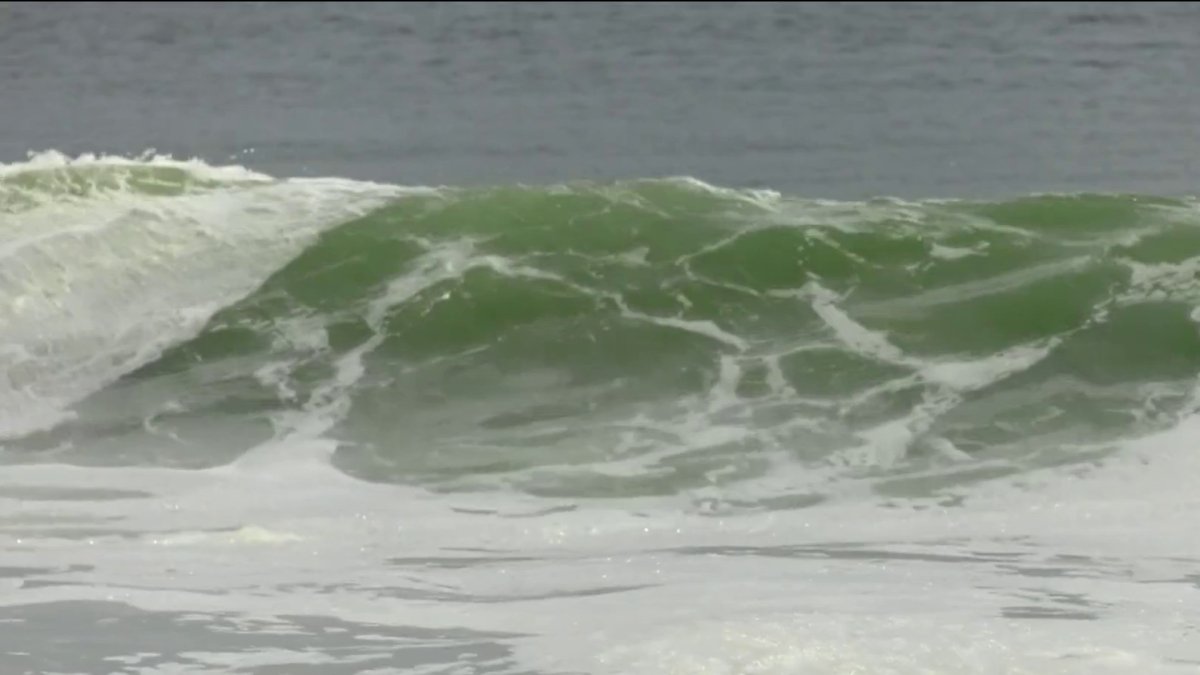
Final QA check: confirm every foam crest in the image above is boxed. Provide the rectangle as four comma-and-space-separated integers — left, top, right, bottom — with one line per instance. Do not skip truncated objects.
0, 153, 402, 440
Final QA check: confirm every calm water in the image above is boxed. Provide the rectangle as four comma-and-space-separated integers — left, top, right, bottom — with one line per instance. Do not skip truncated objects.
4, 3, 1200, 674
5, 2, 1200, 196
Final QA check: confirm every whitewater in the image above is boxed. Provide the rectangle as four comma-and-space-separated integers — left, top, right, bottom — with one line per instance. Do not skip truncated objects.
3, 152, 1200, 674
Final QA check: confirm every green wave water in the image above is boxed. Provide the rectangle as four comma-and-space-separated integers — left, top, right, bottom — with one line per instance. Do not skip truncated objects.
6, 157, 1200, 507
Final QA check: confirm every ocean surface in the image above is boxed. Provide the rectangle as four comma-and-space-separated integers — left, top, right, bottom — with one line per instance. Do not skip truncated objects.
3, 3, 1200, 674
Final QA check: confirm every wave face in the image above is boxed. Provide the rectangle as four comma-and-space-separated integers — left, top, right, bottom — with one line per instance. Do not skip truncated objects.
5, 154, 1200, 506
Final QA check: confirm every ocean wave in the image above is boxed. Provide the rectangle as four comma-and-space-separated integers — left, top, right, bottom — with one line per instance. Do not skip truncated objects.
4, 152, 1200, 505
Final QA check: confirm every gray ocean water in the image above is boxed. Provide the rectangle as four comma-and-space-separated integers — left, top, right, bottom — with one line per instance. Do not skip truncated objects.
5, 3, 1200, 674
6, 2, 1200, 197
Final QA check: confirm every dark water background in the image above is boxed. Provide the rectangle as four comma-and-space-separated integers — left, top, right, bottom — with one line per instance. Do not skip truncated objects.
4, 2, 1200, 197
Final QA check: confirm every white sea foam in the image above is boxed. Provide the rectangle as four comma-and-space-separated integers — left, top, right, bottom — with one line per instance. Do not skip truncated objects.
0, 152, 406, 439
